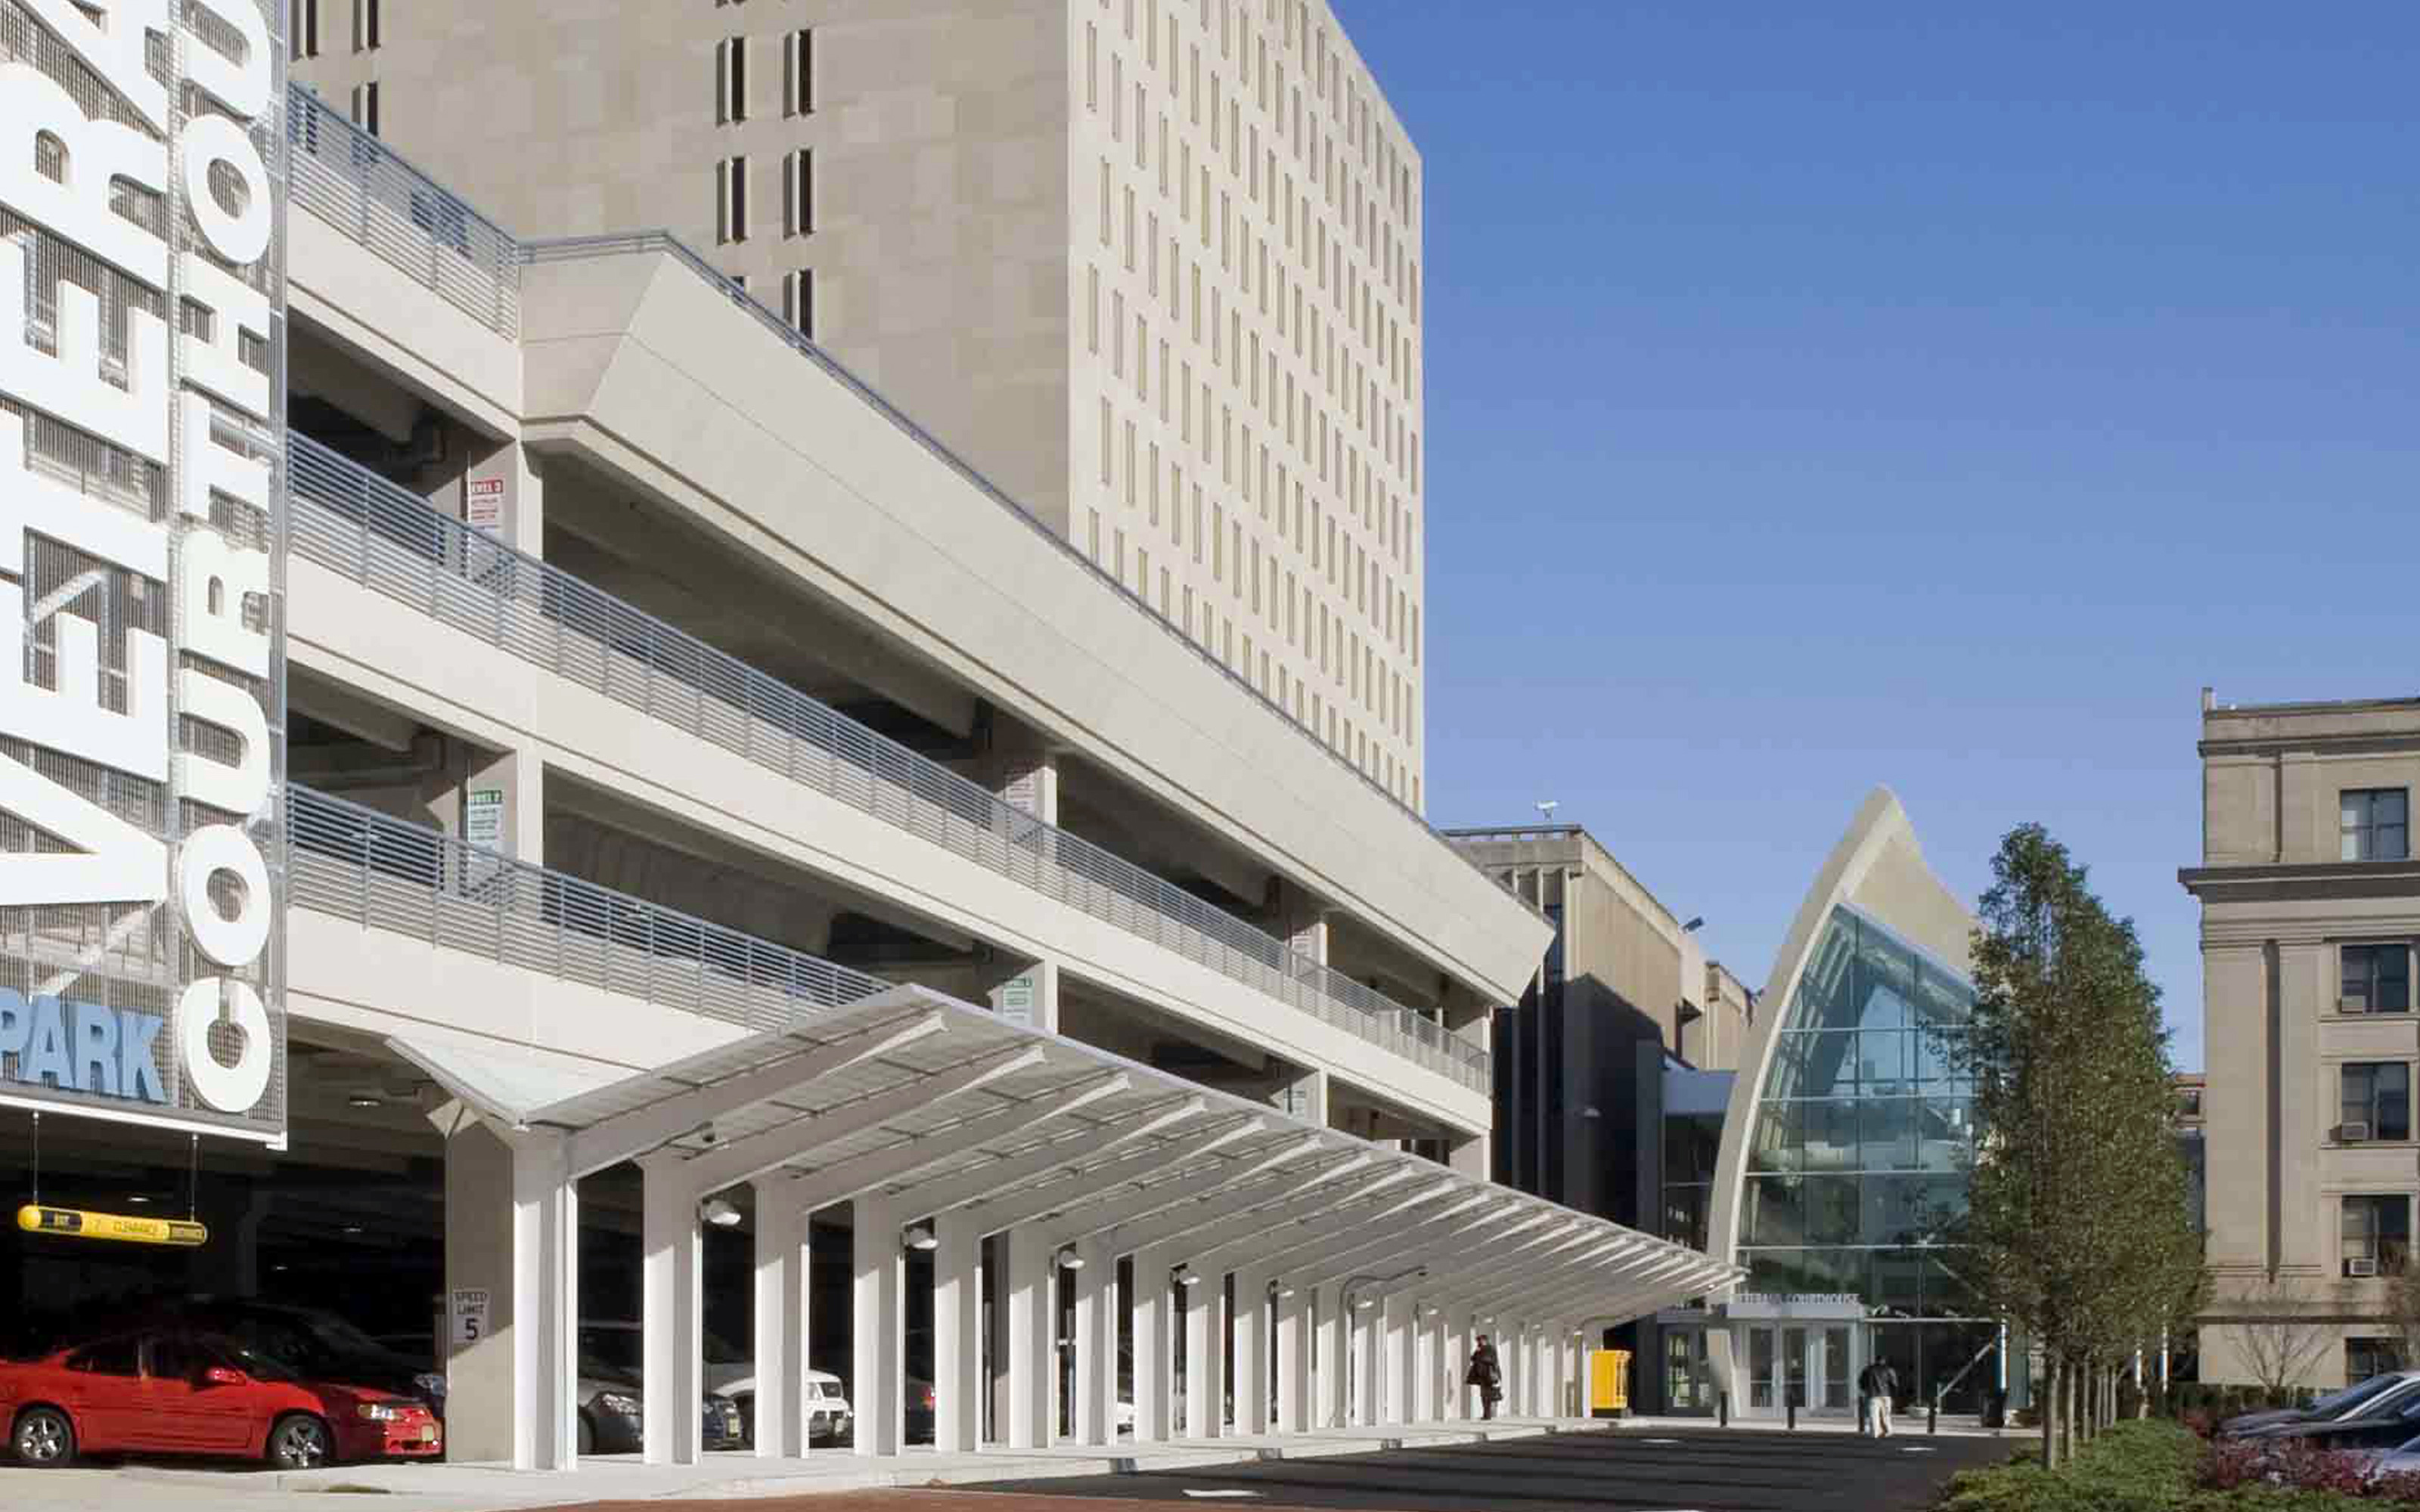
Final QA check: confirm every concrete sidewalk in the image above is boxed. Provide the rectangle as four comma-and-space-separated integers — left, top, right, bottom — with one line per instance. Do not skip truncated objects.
0, 1418, 1600, 1511
1618, 1411, 2027, 1441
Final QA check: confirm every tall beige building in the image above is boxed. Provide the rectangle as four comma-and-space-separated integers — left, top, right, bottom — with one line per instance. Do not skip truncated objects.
2183, 689, 2420, 1387
296, 0, 1429, 805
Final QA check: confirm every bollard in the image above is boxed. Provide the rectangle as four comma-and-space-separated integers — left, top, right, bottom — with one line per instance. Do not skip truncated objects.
1928, 1399, 1938, 1436
1719, 1390, 1730, 1428
1787, 1397, 1797, 1432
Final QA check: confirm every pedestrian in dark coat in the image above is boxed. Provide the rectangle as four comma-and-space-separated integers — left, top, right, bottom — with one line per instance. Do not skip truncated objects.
1466, 1335, 1503, 1420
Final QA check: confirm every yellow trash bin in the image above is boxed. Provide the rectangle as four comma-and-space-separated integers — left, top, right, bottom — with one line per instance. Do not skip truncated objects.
1588, 1348, 1631, 1418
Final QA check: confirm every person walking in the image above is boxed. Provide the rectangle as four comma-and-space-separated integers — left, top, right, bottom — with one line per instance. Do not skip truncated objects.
1857, 1359, 1900, 1439
1467, 1335, 1503, 1421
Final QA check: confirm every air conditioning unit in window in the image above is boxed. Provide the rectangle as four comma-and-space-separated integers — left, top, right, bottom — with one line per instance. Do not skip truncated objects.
2350, 1258, 2381, 1278
2341, 1122, 2374, 1143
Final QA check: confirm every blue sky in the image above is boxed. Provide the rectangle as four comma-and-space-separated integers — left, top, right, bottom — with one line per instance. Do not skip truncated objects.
1342, 2, 2420, 1070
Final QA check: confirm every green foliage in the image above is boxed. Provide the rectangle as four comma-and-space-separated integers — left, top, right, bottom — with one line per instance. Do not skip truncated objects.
1953, 825, 2207, 1465
1937, 1421, 2420, 1511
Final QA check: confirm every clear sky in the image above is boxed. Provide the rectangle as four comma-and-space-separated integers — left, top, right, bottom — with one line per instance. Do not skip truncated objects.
1342, 2, 2420, 1070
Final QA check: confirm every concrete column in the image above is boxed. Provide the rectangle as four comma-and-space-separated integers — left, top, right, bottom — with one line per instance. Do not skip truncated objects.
464, 434, 544, 558
1005, 1226, 1056, 1448
1072, 1238, 1115, 1445
1131, 1247, 1174, 1442
1417, 1310, 1442, 1421
1274, 1284, 1313, 1431
1515, 1326, 1534, 1417
996, 748, 1061, 824
1500, 1326, 1521, 1418
1443, 1319, 1468, 1420
1314, 1283, 1348, 1428
186, 1177, 267, 1297
852, 1197, 904, 1457
1385, 1294, 1416, 1425
463, 746, 544, 865
988, 956, 1061, 1033
933, 1211, 983, 1453
991, 744, 1063, 1031
1287, 914, 1329, 966
1277, 1064, 1329, 1126
1183, 1267, 1224, 1439
510, 1130, 579, 1470
638, 1155, 702, 1465
1539, 1315, 1558, 1412
1230, 1266, 1270, 1436
750, 1178, 807, 1458
1354, 1299, 1383, 1425
1448, 1132, 1490, 1180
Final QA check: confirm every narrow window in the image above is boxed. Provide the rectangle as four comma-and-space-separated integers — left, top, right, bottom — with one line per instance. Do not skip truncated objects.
294, 0, 321, 59
717, 156, 749, 243
786, 30, 815, 116
784, 149, 813, 237
783, 269, 814, 338
349, 80, 380, 137
718, 38, 748, 124
354, 0, 380, 51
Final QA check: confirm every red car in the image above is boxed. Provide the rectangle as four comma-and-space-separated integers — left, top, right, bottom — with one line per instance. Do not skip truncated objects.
2, 1330, 442, 1469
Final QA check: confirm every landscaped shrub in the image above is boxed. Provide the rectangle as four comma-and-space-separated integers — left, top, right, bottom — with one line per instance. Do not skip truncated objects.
1936, 1419, 2420, 1510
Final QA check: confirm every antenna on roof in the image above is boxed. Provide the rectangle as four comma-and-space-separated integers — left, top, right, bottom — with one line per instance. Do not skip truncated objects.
1535, 800, 1559, 825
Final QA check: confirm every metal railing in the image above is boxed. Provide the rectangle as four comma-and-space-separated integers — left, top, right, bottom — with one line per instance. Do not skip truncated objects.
288, 785, 890, 1034
513, 230, 1531, 919
285, 86, 521, 337
287, 435, 1489, 1090
280, 81, 1540, 940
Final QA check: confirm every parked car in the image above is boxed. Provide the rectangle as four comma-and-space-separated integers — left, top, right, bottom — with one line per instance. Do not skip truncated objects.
2222, 1371, 2420, 1439
129, 1298, 448, 1418
1, 1330, 440, 1469
572, 1323, 746, 1454
579, 1320, 849, 1448
2236, 1386, 2420, 1451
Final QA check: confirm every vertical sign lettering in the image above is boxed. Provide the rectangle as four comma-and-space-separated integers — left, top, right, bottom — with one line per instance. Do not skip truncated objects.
0, 0, 287, 1142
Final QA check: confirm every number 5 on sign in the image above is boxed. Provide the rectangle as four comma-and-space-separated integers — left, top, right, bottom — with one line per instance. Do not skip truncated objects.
450, 1288, 492, 1345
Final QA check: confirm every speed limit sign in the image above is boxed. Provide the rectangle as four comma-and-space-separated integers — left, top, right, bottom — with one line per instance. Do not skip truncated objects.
451, 1288, 493, 1345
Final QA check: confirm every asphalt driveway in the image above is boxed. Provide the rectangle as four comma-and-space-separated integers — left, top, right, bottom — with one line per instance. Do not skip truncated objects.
959, 1426, 2015, 1512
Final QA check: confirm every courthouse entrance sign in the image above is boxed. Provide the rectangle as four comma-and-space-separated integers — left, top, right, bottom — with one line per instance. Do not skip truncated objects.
0, 0, 288, 1143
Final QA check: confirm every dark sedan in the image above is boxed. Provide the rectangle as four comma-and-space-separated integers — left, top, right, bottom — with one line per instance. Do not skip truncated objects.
2221, 1371, 2420, 1439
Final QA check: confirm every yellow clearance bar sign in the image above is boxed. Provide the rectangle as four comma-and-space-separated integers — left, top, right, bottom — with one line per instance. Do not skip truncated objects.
16, 1204, 208, 1248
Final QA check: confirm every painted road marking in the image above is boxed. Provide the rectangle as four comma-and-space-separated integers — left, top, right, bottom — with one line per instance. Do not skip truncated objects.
1181, 1492, 1262, 1499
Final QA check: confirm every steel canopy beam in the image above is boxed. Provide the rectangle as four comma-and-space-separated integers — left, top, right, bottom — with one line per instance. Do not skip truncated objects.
675, 1044, 1047, 1194
560, 1010, 949, 1177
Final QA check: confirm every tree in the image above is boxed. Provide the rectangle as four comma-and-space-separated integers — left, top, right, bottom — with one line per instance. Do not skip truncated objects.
2220, 1278, 2336, 1397
1953, 825, 2207, 1469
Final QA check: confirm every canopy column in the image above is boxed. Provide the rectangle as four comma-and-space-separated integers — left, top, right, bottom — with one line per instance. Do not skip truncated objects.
1315, 1282, 1349, 1428
1071, 1237, 1116, 1445
638, 1152, 703, 1465
852, 1196, 905, 1456
1230, 1266, 1271, 1436
1131, 1245, 1174, 1442
1275, 1283, 1313, 1431
1183, 1266, 1225, 1439
1004, 1225, 1056, 1448
750, 1176, 808, 1458
507, 1129, 579, 1470
1384, 1293, 1417, 1425
933, 1210, 984, 1452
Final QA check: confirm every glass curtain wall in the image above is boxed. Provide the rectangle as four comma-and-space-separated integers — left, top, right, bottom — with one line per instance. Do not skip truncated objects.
1737, 904, 1995, 1406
